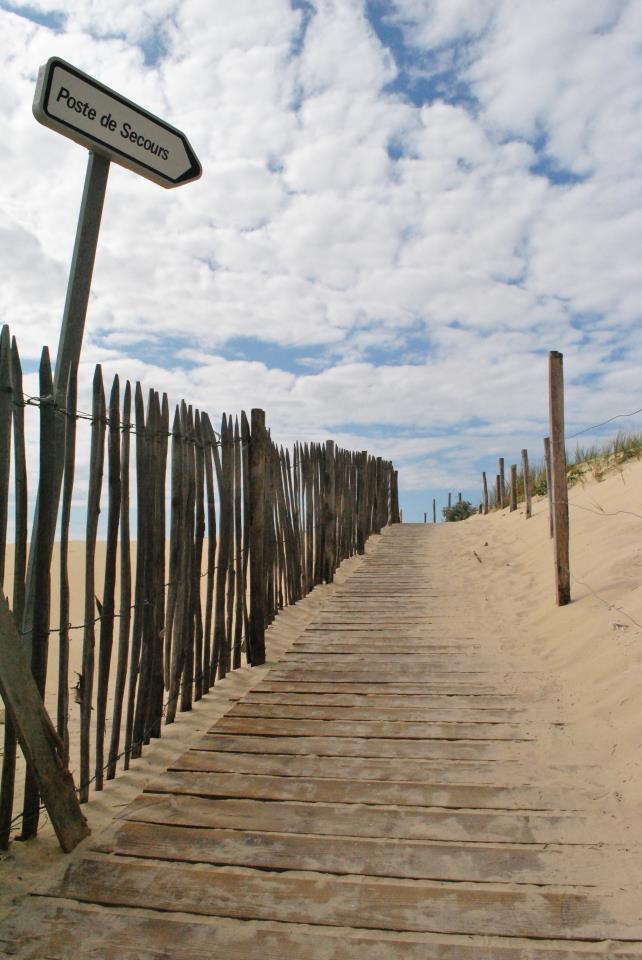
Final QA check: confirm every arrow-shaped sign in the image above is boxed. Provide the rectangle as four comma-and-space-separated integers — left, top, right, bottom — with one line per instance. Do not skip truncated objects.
33, 57, 202, 188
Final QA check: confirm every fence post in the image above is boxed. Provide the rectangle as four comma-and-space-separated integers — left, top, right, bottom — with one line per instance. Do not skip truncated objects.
323, 440, 336, 581
499, 458, 505, 508
482, 472, 489, 514
248, 409, 267, 665
495, 474, 501, 508
549, 352, 570, 606
509, 465, 517, 512
432, 498, 436, 523
521, 449, 532, 519
544, 436, 554, 538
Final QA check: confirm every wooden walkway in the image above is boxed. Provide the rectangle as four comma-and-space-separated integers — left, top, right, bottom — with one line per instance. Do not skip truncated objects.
7, 525, 642, 957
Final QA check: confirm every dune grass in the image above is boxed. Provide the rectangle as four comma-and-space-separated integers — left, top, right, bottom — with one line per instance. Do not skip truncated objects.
484, 430, 642, 510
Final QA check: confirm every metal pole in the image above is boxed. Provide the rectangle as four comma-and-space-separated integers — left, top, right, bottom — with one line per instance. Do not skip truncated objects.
22, 150, 110, 652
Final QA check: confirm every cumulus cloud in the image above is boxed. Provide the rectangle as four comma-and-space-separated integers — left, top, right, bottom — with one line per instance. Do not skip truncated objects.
1, 0, 641, 518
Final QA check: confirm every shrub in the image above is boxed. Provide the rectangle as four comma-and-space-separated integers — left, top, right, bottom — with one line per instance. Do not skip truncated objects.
442, 500, 477, 522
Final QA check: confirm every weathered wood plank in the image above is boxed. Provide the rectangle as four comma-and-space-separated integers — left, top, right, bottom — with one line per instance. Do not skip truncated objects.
53, 857, 634, 939
199, 732, 526, 760
145, 769, 562, 811
122, 792, 590, 844
242, 690, 519, 709
105, 820, 607, 886
229, 701, 520, 722
168, 750, 526, 783
9, 902, 642, 960
213, 715, 527, 741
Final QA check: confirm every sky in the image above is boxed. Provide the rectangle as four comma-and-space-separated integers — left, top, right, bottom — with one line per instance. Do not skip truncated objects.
1, 0, 642, 522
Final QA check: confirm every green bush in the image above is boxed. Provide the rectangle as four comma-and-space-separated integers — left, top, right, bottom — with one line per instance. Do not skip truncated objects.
442, 500, 477, 522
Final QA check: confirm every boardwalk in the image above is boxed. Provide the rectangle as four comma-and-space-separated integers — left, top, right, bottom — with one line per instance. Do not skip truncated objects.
7, 525, 642, 957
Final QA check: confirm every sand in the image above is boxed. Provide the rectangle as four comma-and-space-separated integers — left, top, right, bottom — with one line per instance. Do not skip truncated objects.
1, 455, 641, 931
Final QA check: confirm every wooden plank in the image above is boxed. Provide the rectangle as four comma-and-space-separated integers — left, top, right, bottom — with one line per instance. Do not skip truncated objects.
105, 819, 607, 886
0, 592, 89, 851
228, 702, 520, 722
52, 857, 632, 939
168, 750, 525, 783
145, 769, 560, 810
198, 733, 525, 760
254, 681, 514, 695
9, 902, 642, 960
122, 792, 588, 844
213, 716, 526, 741
241, 690, 520, 709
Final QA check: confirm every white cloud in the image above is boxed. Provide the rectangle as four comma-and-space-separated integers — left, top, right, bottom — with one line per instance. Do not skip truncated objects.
1, 0, 641, 518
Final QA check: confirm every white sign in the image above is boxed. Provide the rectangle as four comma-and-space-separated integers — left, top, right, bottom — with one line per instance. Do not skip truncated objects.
33, 57, 201, 188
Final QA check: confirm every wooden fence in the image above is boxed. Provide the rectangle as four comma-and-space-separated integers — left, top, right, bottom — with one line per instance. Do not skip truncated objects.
0, 325, 399, 847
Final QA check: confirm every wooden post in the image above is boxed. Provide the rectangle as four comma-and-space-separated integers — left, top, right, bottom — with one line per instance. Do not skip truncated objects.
549, 351, 570, 605
0, 593, 90, 851
432, 499, 436, 523
521, 449, 532, 519
21, 349, 57, 836
509, 464, 517, 511
482, 472, 489, 515
248, 409, 267, 666
423, 512, 426, 523
447, 492, 452, 509
495, 475, 501, 509
106, 381, 131, 780
498, 458, 505, 508
457, 492, 462, 504
544, 436, 554, 539
322, 440, 336, 582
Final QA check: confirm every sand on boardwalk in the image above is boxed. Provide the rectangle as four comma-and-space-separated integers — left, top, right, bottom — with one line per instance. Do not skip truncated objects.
0, 541, 374, 925
1, 456, 642, 927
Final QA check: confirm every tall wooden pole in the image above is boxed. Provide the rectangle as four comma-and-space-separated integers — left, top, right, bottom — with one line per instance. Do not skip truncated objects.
432, 498, 436, 523
549, 352, 570, 606
498, 458, 506, 508
482, 472, 489, 514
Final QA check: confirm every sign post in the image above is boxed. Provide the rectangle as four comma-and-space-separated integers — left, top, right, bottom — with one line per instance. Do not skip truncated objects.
21, 60, 201, 655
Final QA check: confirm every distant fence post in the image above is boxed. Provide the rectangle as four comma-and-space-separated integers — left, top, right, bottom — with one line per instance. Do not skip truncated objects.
548, 352, 570, 606
482, 472, 489, 514
498, 458, 505, 508
495, 474, 501, 508
423, 512, 426, 523
447, 492, 452, 509
521, 449, 532, 519
390, 470, 400, 523
509, 465, 517, 512
432, 498, 436, 523
248, 408, 267, 665
544, 436, 554, 539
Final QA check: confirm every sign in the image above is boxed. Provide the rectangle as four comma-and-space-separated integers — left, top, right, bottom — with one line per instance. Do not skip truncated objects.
33, 57, 201, 188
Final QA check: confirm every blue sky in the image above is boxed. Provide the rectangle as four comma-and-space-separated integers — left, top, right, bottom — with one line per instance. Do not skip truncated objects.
1, 0, 642, 522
